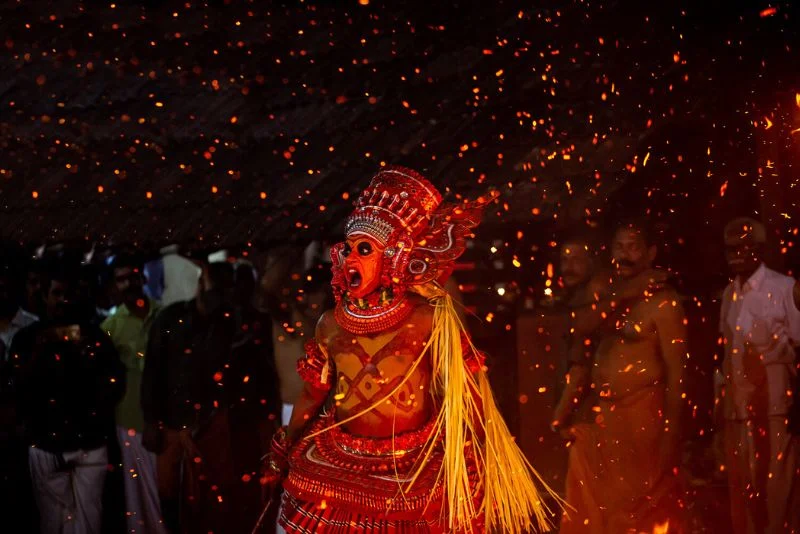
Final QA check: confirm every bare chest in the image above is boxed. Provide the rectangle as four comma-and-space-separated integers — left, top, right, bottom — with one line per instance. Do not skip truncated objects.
328, 325, 431, 380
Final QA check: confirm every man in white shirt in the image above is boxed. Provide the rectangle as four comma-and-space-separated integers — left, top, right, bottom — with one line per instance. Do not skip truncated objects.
718, 217, 800, 534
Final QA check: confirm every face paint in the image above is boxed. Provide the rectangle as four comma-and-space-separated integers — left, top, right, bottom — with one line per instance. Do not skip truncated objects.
342, 234, 385, 299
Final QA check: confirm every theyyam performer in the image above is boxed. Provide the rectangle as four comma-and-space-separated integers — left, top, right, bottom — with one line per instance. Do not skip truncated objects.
262, 166, 560, 533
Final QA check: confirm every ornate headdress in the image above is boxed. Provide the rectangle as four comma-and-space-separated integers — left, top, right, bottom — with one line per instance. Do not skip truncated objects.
331, 166, 487, 334
321, 168, 561, 532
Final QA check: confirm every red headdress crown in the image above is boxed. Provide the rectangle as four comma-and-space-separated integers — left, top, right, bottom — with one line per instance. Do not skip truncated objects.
331, 166, 488, 319
344, 167, 442, 245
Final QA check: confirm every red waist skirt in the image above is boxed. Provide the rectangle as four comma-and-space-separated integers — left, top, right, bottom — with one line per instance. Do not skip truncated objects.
279, 414, 482, 533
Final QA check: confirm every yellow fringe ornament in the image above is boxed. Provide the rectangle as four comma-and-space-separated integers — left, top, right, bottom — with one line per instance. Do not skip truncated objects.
408, 287, 564, 533
305, 284, 565, 533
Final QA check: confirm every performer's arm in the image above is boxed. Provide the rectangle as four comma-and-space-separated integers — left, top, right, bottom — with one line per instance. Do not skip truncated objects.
285, 377, 330, 445
655, 291, 687, 472
285, 312, 335, 446
263, 316, 332, 488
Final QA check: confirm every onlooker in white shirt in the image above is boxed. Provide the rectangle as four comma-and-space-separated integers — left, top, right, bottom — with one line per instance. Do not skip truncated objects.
718, 216, 800, 534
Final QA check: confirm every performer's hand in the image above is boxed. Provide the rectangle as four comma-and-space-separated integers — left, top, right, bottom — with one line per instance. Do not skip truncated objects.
259, 425, 290, 502
259, 463, 282, 503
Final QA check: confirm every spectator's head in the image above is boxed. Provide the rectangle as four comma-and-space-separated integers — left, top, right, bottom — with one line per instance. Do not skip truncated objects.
560, 236, 594, 290
24, 260, 44, 316
612, 218, 656, 280
234, 261, 257, 308
42, 265, 78, 323
109, 254, 146, 309
76, 264, 103, 320
724, 217, 766, 277
197, 262, 235, 316
0, 263, 21, 320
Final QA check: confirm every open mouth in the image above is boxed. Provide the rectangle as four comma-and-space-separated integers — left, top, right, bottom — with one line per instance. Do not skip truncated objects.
347, 268, 363, 288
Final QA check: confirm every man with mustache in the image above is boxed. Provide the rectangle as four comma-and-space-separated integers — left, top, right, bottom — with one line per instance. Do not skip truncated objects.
560, 220, 687, 533
717, 217, 800, 534
551, 237, 606, 438
102, 254, 167, 534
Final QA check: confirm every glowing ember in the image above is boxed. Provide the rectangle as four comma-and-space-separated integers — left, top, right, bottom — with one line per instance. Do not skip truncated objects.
760, 7, 777, 17
653, 520, 669, 534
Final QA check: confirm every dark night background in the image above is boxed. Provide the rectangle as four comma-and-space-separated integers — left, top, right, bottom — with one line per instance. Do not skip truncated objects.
1, 1, 798, 530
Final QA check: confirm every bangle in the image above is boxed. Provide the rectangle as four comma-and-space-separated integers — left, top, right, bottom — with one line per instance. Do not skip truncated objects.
271, 426, 290, 459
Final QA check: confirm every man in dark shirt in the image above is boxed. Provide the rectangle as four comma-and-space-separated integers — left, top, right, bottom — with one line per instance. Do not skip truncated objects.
142, 261, 280, 534
9, 265, 124, 534
0, 262, 39, 533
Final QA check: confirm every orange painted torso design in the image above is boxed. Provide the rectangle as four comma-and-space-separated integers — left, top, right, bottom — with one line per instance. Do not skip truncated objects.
323, 302, 434, 437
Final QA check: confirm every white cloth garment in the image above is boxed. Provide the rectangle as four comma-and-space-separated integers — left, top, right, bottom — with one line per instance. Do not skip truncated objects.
29, 445, 108, 534
719, 263, 800, 534
281, 403, 294, 426
0, 308, 37, 362
117, 426, 169, 534
720, 263, 800, 419
160, 247, 201, 307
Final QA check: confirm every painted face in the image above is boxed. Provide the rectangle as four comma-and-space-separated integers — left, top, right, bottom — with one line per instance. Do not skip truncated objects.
560, 241, 592, 289
342, 234, 385, 299
612, 227, 655, 279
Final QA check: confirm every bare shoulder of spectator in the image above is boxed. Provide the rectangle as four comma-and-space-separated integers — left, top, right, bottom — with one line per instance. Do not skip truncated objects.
648, 285, 685, 316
